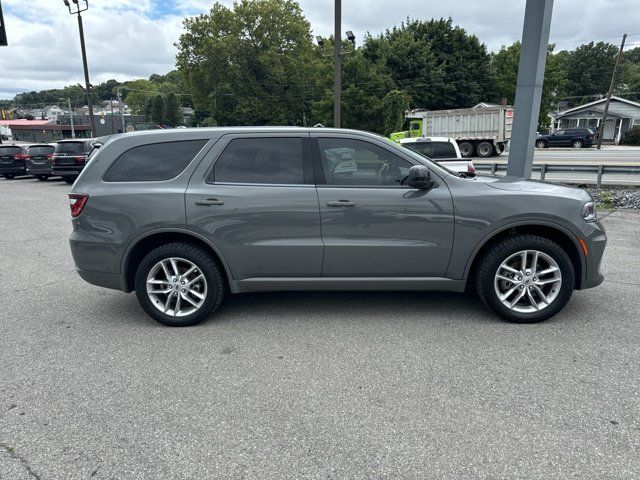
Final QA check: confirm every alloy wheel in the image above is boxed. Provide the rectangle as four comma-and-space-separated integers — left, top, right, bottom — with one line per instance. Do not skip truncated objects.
493, 249, 562, 313
146, 257, 208, 317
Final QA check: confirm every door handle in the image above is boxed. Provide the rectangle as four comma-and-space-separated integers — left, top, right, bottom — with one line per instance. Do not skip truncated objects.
195, 198, 224, 206
327, 200, 356, 207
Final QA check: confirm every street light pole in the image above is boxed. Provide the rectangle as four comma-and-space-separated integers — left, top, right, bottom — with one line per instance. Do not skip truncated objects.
64, 0, 96, 138
333, 0, 341, 128
66, 98, 76, 138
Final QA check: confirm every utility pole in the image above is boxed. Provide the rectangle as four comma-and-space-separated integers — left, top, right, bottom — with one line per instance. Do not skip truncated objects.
333, 0, 341, 128
597, 33, 627, 150
65, 97, 76, 139
64, 0, 96, 138
117, 87, 125, 133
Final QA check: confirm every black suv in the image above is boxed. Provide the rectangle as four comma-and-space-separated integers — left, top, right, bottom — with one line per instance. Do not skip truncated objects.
51, 139, 95, 184
25, 144, 56, 181
0, 144, 28, 179
535, 128, 595, 149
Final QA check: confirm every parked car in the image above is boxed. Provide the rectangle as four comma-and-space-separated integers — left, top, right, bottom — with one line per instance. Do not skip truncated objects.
535, 128, 595, 148
69, 128, 606, 327
25, 144, 56, 181
398, 137, 476, 176
52, 138, 96, 184
0, 144, 28, 179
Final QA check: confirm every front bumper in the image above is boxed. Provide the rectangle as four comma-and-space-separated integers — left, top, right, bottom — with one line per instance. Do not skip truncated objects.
579, 219, 607, 289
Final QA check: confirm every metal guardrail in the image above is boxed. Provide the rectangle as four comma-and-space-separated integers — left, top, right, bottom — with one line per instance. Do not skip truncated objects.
474, 163, 640, 188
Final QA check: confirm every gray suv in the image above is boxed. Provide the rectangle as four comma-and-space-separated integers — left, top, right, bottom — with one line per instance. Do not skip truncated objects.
69, 128, 606, 326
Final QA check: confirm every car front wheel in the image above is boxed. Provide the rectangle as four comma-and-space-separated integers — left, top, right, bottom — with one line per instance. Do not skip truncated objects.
475, 235, 575, 323
134, 242, 225, 326
535, 139, 547, 148
572, 140, 584, 148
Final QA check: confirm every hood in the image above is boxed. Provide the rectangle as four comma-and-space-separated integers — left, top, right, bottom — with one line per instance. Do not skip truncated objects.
474, 175, 591, 200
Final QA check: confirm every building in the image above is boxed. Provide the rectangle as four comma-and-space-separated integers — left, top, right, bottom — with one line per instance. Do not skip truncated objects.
552, 96, 640, 143
7, 121, 91, 143
1, 119, 51, 141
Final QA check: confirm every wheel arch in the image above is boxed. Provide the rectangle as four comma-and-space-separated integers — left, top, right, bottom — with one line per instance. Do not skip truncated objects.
121, 229, 233, 293
464, 221, 585, 289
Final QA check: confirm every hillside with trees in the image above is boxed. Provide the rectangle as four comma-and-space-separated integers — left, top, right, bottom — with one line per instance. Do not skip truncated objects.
3, 0, 640, 134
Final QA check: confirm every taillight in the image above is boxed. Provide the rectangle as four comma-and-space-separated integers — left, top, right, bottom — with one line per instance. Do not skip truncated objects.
467, 163, 476, 174
76, 155, 87, 164
47, 154, 53, 160
13, 154, 27, 160
68, 194, 88, 217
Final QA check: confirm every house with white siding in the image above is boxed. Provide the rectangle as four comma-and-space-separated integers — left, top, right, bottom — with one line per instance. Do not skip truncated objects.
551, 96, 640, 143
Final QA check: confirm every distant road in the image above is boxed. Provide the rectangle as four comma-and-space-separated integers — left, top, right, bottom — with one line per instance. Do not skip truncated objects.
473, 148, 640, 185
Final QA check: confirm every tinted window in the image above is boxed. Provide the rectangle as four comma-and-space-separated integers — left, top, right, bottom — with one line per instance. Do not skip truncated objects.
55, 142, 89, 154
404, 142, 432, 157
318, 138, 412, 186
0, 146, 24, 155
212, 138, 304, 184
28, 146, 55, 155
103, 140, 207, 182
431, 141, 457, 158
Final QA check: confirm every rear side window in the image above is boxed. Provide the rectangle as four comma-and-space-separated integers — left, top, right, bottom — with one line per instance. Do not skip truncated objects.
103, 140, 207, 182
211, 137, 304, 184
430, 142, 457, 158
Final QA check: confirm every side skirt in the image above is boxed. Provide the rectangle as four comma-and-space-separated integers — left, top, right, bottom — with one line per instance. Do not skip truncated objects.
230, 277, 466, 294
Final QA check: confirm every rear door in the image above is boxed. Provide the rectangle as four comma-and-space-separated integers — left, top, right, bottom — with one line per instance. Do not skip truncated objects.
312, 133, 454, 277
186, 133, 323, 280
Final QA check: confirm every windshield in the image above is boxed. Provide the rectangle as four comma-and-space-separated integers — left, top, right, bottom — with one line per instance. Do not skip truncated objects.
55, 142, 88, 154
28, 145, 55, 155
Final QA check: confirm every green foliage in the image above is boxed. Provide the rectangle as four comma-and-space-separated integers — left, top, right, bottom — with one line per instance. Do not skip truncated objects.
177, 0, 321, 126
564, 42, 618, 105
492, 42, 567, 128
150, 95, 165, 124
380, 90, 410, 135
620, 126, 640, 145
164, 92, 182, 127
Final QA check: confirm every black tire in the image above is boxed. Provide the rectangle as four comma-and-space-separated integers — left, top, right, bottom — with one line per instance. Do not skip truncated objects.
63, 177, 75, 184
3, 174, 15, 179
458, 141, 474, 158
535, 139, 547, 149
36, 175, 49, 181
572, 139, 584, 148
475, 234, 575, 323
494, 143, 505, 156
476, 141, 494, 158
134, 242, 225, 326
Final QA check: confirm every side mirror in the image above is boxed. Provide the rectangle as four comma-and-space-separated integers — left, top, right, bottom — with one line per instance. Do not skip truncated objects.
406, 165, 435, 190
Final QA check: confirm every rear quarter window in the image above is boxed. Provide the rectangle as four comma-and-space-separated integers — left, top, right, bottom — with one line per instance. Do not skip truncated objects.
103, 139, 208, 182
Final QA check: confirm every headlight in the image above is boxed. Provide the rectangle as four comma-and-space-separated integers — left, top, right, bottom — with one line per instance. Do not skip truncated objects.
581, 201, 596, 222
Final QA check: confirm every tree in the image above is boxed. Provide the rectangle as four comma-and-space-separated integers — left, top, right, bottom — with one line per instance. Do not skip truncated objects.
563, 41, 618, 105
151, 95, 165, 124
176, 0, 321, 126
143, 96, 154, 121
165, 92, 182, 127
379, 89, 410, 135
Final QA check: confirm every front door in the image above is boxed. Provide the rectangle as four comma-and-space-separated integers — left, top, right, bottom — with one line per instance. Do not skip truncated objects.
186, 133, 322, 280
312, 135, 454, 277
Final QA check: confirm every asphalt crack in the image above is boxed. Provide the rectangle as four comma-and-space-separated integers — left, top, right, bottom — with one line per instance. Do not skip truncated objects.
0, 443, 42, 479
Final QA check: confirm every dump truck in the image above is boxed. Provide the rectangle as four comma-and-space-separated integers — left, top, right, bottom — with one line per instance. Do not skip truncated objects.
390, 104, 514, 157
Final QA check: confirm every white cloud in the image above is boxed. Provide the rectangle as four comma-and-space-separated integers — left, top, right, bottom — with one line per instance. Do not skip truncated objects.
1, 0, 639, 100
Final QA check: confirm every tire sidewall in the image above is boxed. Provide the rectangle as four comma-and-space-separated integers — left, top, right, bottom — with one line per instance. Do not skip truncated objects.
477, 236, 575, 323
477, 142, 493, 158
536, 140, 546, 148
134, 244, 223, 327
573, 140, 583, 148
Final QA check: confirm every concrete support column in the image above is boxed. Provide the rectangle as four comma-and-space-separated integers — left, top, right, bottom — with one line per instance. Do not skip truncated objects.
507, 0, 554, 178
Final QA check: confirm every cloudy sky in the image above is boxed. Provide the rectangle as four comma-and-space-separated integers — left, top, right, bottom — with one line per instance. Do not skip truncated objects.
1, 0, 639, 100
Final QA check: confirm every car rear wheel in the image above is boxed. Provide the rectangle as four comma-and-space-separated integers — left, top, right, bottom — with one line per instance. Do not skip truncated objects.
476, 141, 494, 158
535, 139, 547, 148
475, 234, 575, 323
134, 242, 225, 327
572, 140, 584, 148
3, 174, 15, 179
36, 175, 49, 181
458, 141, 474, 158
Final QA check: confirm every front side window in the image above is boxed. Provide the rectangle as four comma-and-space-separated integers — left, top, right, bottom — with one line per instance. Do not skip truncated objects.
103, 139, 207, 182
211, 137, 304, 184
318, 138, 412, 186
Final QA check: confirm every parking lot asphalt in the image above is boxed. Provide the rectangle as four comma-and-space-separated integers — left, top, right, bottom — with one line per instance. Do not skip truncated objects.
1, 177, 639, 479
